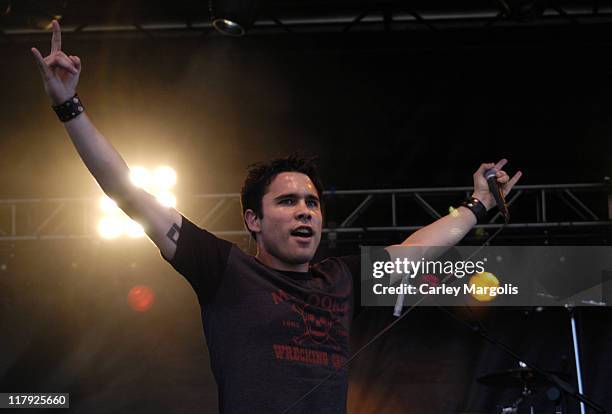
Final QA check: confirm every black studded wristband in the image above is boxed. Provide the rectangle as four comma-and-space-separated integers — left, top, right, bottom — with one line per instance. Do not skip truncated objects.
52, 94, 85, 122
458, 197, 487, 223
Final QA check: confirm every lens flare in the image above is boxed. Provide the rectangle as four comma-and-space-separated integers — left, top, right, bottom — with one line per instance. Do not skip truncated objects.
469, 271, 500, 302
128, 285, 155, 312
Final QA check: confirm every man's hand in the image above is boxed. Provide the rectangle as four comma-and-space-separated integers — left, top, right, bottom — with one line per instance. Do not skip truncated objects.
397, 159, 522, 248
31, 20, 81, 106
472, 159, 522, 210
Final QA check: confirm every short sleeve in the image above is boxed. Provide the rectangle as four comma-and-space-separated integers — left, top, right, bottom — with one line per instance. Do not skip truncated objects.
161, 215, 233, 304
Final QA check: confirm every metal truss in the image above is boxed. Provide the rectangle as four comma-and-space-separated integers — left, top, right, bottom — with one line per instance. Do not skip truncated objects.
1, 182, 610, 243
3, 1, 612, 41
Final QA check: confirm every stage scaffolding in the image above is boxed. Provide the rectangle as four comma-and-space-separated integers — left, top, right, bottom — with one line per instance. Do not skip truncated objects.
0, 182, 610, 245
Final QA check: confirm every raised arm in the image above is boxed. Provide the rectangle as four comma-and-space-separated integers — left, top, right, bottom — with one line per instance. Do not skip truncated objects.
397, 159, 522, 248
31, 20, 182, 259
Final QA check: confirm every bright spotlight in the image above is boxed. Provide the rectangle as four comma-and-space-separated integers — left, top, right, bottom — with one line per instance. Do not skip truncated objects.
125, 220, 146, 238
99, 196, 120, 214
156, 191, 177, 208
210, 0, 260, 36
98, 217, 123, 239
98, 165, 177, 239
130, 166, 150, 189
153, 166, 177, 190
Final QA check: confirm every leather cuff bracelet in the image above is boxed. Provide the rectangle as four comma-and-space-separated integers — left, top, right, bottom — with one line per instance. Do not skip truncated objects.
458, 197, 487, 223
52, 94, 85, 123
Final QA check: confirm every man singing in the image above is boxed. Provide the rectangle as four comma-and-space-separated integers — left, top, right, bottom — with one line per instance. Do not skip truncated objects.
32, 21, 522, 413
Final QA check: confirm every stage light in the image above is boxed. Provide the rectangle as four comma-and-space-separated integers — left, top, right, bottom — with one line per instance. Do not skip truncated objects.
98, 217, 123, 239
97, 165, 177, 239
156, 191, 177, 208
209, 0, 259, 36
99, 196, 120, 214
125, 220, 146, 238
153, 166, 177, 190
130, 166, 150, 189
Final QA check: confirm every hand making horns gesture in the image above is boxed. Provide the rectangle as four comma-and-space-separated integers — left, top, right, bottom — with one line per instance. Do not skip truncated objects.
472, 159, 523, 210
31, 20, 81, 106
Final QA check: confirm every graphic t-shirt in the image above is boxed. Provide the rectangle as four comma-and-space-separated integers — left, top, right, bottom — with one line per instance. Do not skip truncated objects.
162, 215, 363, 414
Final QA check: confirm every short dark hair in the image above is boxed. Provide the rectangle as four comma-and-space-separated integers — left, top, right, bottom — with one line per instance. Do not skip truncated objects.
240, 154, 324, 239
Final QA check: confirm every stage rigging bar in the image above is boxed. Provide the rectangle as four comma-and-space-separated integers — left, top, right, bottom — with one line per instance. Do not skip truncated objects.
0, 182, 610, 242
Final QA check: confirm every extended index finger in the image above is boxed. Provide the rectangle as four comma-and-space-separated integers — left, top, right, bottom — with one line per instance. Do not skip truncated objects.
51, 20, 61, 53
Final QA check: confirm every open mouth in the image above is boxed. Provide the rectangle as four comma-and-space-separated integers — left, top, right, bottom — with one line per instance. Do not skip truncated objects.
290, 226, 314, 239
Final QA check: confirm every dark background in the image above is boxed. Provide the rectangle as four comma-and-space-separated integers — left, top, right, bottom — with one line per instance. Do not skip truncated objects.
1, 6, 611, 413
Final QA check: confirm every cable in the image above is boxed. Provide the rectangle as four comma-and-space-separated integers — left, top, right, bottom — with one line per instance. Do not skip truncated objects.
282, 223, 508, 413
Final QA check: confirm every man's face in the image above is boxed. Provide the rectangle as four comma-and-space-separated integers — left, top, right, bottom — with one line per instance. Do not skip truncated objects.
253, 172, 322, 266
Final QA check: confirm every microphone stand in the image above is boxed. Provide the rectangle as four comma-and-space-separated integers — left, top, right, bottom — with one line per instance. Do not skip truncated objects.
437, 306, 606, 413
567, 305, 586, 414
